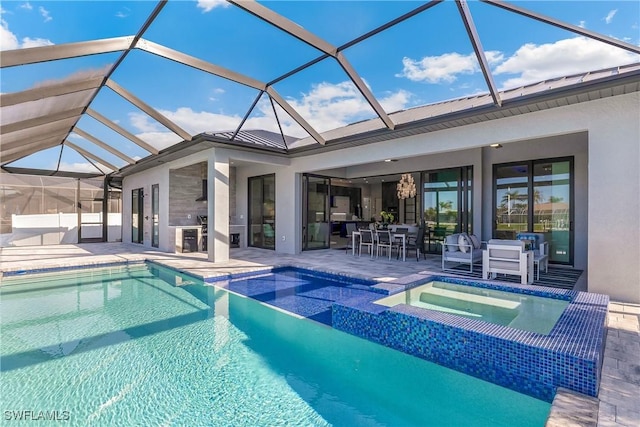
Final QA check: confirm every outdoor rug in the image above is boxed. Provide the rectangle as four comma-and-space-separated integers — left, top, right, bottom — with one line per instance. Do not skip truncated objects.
445, 264, 582, 290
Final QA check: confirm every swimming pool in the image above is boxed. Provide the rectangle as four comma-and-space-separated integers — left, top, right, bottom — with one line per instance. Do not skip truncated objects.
0, 263, 550, 426
374, 281, 569, 334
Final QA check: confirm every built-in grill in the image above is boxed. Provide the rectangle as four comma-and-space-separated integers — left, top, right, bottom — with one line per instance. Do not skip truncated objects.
198, 215, 208, 251
182, 229, 198, 253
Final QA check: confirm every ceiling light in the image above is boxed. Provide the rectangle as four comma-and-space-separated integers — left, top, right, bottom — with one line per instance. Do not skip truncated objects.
490, 143, 503, 149
397, 173, 417, 199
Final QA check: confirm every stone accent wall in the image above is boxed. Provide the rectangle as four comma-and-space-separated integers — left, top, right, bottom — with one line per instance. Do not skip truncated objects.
169, 162, 207, 226
168, 162, 237, 226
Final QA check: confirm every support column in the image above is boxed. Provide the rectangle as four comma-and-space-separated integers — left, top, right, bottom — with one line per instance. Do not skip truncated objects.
207, 150, 230, 262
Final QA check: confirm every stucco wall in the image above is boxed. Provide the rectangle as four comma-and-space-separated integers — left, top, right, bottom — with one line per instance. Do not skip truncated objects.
124, 92, 639, 303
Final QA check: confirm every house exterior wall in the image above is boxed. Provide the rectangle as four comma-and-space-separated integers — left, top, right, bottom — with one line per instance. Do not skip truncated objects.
481, 132, 589, 271
124, 92, 639, 303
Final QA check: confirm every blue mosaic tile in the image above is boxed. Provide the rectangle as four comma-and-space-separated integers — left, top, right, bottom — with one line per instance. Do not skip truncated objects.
332, 275, 608, 402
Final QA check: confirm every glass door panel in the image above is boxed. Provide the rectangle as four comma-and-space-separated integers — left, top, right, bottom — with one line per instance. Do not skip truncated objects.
151, 184, 159, 248
303, 174, 330, 250
263, 175, 275, 250
534, 160, 572, 264
248, 174, 276, 250
494, 158, 574, 265
494, 164, 529, 240
422, 167, 472, 253
131, 188, 143, 244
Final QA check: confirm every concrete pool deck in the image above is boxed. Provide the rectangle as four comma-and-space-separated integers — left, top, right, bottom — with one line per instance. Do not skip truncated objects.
1, 243, 638, 426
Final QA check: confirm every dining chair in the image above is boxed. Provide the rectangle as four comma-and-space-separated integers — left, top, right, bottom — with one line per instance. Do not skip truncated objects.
358, 229, 375, 257
376, 230, 393, 260
345, 222, 358, 253
404, 226, 426, 261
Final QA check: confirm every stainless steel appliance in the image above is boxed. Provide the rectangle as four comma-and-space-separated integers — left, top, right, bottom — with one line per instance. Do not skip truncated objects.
197, 215, 207, 251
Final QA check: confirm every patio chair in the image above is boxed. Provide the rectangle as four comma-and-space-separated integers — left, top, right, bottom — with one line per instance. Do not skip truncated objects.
358, 229, 375, 257
441, 233, 483, 272
482, 239, 533, 285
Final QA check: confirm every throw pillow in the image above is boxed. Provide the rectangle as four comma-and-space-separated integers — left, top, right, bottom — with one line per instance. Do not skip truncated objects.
469, 234, 482, 249
445, 234, 459, 252
458, 234, 470, 253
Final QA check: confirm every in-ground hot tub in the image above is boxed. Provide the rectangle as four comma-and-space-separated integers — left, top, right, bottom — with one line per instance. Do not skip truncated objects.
332, 275, 608, 402
374, 280, 569, 335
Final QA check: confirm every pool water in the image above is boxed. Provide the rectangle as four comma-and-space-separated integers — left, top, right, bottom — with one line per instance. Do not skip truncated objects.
219, 268, 379, 325
1, 264, 550, 426
375, 281, 569, 334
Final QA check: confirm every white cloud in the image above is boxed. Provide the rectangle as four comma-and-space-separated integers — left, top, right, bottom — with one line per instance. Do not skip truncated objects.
379, 89, 412, 113
0, 19, 19, 50
38, 6, 51, 22
135, 132, 183, 151
21, 36, 53, 48
116, 7, 130, 18
197, 0, 230, 13
604, 9, 617, 24
284, 81, 412, 133
129, 108, 242, 138
1, 14, 53, 50
58, 162, 101, 173
397, 51, 503, 84
398, 37, 639, 90
578, 20, 586, 28
126, 82, 412, 142
129, 112, 162, 133
20, 2, 33, 11
494, 37, 640, 88
160, 107, 242, 134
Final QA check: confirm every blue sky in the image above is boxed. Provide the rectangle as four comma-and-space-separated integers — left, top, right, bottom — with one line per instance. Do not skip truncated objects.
1, 0, 639, 173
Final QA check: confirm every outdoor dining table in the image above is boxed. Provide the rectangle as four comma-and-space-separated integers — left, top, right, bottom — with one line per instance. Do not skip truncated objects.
351, 230, 411, 261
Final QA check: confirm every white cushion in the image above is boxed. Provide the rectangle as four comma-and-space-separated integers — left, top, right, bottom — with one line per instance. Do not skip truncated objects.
458, 234, 470, 253
469, 234, 481, 249
445, 234, 459, 252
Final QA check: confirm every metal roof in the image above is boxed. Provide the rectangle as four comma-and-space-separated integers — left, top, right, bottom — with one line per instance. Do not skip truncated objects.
1, 0, 639, 178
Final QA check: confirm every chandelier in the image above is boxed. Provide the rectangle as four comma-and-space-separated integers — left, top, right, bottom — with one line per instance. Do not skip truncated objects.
396, 173, 416, 199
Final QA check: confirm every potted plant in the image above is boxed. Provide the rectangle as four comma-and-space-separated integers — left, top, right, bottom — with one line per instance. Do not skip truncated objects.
379, 211, 394, 228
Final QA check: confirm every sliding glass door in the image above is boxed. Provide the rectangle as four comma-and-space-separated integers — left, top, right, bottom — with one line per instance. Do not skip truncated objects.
151, 184, 159, 248
248, 174, 275, 250
131, 188, 144, 244
302, 174, 330, 250
422, 166, 473, 252
494, 157, 573, 265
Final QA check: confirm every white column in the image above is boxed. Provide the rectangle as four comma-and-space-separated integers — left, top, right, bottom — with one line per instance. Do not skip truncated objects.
207, 150, 230, 262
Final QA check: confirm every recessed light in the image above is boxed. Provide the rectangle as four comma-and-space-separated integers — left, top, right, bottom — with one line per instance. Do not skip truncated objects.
489, 143, 502, 149
384, 159, 397, 162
